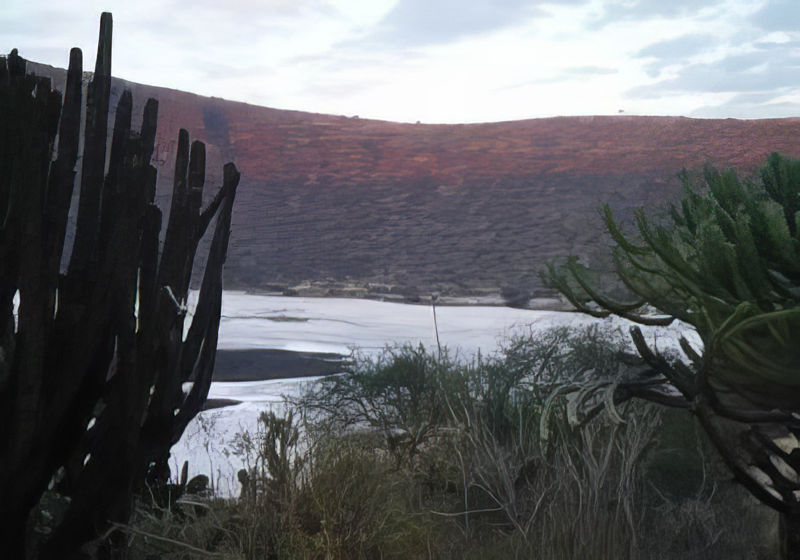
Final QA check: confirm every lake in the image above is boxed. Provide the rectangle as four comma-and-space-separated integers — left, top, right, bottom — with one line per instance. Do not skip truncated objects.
172, 292, 695, 495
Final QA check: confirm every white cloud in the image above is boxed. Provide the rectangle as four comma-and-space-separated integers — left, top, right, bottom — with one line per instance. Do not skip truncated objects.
3, 0, 800, 122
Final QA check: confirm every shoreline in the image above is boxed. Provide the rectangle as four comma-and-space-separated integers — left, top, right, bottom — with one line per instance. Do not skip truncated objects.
205, 349, 347, 410
196, 294, 605, 412
218, 287, 575, 311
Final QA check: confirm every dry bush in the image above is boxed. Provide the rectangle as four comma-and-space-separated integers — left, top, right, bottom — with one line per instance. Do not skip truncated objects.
112, 326, 776, 559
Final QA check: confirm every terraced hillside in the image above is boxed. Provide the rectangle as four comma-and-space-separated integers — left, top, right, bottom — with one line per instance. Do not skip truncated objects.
31, 61, 800, 301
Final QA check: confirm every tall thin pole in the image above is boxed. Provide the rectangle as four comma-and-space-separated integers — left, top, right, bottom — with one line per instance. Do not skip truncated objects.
431, 293, 442, 358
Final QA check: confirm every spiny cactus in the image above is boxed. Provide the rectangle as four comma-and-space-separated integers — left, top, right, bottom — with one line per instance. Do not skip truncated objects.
0, 13, 238, 559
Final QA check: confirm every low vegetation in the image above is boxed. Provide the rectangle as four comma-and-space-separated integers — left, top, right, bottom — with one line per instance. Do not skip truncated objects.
103, 327, 775, 559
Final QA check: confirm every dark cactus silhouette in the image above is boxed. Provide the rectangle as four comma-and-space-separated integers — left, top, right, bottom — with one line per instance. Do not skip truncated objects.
0, 13, 238, 559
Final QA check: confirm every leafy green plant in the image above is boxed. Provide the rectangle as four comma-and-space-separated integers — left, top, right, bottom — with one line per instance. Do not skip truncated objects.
543, 153, 800, 558
297, 344, 464, 464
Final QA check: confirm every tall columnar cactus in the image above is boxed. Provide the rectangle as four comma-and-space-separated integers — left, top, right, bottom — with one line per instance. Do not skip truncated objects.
543, 153, 800, 559
0, 13, 239, 559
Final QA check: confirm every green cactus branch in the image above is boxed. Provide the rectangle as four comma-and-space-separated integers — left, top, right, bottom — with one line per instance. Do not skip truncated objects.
542, 153, 800, 556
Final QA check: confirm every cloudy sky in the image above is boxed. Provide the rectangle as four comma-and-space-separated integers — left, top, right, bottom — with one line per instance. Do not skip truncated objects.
3, 0, 800, 123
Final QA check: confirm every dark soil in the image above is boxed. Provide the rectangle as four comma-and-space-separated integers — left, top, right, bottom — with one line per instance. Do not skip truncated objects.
211, 349, 348, 382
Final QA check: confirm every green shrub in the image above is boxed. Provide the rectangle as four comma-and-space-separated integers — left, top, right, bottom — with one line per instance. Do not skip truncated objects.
297, 344, 467, 465
113, 326, 775, 559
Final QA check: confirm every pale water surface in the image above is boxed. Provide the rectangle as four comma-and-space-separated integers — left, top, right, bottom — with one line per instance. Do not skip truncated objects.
172, 292, 698, 496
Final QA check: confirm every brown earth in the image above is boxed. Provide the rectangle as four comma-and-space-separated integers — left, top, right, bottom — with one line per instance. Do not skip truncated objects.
30, 61, 800, 302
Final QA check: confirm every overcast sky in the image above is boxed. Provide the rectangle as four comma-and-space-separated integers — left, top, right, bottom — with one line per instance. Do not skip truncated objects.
3, 0, 800, 123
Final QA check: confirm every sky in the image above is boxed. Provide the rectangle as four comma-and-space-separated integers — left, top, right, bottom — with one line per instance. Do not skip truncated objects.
3, 0, 800, 124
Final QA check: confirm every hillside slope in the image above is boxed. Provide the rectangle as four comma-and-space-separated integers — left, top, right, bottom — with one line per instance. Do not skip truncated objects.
31, 61, 800, 301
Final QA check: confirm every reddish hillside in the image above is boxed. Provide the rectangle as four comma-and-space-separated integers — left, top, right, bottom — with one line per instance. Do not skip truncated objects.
31, 61, 800, 301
